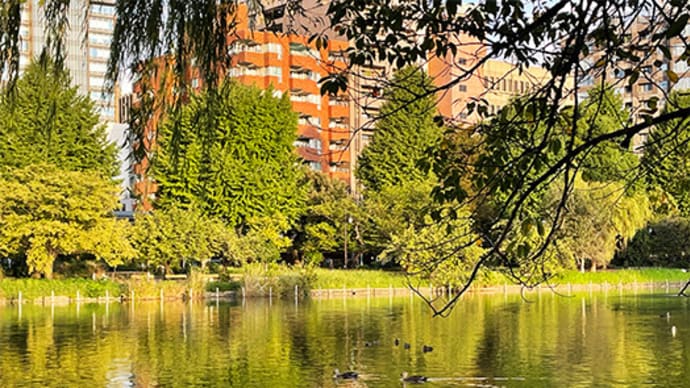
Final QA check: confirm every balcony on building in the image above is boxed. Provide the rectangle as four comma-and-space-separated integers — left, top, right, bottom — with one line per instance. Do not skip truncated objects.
297, 114, 322, 133
230, 39, 267, 68
290, 89, 321, 112
328, 49, 347, 63
290, 42, 320, 70
228, 63, 273, 87
328, 117, 350, 143
328, 95, 349, 117
289, 66, 320, 94
329, 139, 347, 152
329, 161, 350, 174
90, 3, 116, 17
295, 137, 323, 163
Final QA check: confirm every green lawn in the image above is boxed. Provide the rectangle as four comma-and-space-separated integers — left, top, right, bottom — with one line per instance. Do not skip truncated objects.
311, 268, 411, 289
312, 267, 690, 289
554, 268, 690, 284
0, 278, 123, 300
2, 268, 689, 300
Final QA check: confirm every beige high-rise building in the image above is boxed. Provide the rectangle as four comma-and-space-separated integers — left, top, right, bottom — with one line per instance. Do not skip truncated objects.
18, 0, 119, 122
18, 0, 134, 211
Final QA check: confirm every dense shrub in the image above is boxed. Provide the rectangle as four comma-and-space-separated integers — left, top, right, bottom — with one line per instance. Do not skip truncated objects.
615, 218, 690, 268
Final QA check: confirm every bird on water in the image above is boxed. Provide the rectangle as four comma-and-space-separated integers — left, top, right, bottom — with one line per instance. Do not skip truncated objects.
400, 372, 427, 383
333, 369, 358, 380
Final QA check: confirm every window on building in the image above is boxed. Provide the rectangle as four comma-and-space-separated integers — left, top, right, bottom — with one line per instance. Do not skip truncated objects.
90, 62, 108, 74
89, 77, 105, 87
264, 43, 282, 58
88, 18, 114, 31
89, 47, 110, 59
640, 82, 653, 92
90, 91, 113, 103
641, 65, 652, 74
89, 33, 112, 46
290, 42, 309, 55
90, 4, 116, 15
100, 106, 114, 117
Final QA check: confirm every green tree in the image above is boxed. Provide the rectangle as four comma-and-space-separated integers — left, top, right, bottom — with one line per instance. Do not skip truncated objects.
547, 177, 651, 272
356, 66, 442, 192
361, 178, 435, 256
131, 208, 292, 274
293, 171, 362, 264
153, 80, 306, 227
131, 207, 230, 274
0, 61, 118, 177
0, 164, 134, 278
617, 217, 690, 268
643, 92, 690, 216
577, 86, 639, 184
381, 206, 485, 289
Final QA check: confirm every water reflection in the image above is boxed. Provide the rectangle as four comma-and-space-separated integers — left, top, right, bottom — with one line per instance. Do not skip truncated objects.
0, 291, 689, 387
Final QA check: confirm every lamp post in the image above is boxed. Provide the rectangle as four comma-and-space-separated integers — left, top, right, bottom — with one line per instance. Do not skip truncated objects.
344, 216, 353, 268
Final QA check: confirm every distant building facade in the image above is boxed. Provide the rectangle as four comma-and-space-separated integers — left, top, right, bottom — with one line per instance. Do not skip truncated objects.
19, 0, 120, 122
577, 18, 690, 151
18, 0, 134, 209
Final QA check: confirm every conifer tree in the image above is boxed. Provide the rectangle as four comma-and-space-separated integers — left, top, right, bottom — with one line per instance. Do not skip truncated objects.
356, 66, 442, 192
0, 61, 118, 177
153, 81, 306, 227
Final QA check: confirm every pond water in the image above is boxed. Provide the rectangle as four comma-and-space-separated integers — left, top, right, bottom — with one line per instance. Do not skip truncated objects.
1, 289, 689, 387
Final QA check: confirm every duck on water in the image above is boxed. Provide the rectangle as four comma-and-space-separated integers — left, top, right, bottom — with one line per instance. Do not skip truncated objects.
333, 369, 358, 380
401, 372, 428, 383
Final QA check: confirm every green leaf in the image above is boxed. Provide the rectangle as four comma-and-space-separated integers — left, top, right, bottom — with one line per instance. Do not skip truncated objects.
666, 14, 689, 38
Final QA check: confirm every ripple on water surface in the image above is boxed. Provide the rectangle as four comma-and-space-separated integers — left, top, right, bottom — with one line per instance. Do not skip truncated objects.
0, 291, 689, 387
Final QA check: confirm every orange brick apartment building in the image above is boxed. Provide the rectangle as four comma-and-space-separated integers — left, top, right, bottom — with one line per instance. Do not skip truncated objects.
120, 3, 354, 207
120, 2, 560, 204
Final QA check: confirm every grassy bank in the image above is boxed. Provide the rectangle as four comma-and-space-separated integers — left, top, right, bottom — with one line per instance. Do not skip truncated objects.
311, 268, 411, 289
0, 278, 123, 300
554, 268, 690, 285
277, 267, 690, 290
2, 267, 689, 301
0, 275, 208, 301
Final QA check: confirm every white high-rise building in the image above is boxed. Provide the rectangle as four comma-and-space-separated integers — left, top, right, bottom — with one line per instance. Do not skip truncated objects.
19, 0, 119, 122
19, 0, 134, 210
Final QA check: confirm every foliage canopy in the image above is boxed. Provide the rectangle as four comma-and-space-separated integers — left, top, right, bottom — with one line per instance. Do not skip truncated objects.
0, 61, 118, 178
356, 66, 442, 191
0, 164, 134, 278
153, 81, 306, 227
